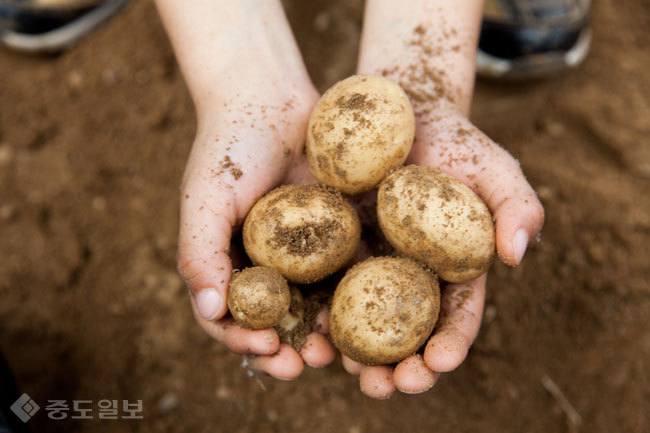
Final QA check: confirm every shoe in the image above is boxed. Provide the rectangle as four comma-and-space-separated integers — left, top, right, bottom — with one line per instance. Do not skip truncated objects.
477, 0, 592, 79
0, 0, 129, 53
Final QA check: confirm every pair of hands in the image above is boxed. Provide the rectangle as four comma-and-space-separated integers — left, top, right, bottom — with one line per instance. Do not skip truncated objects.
176, 80, 544, 399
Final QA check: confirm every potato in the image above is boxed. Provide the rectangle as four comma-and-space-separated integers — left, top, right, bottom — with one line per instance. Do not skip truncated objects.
377, 165, 495, 283
227, 267, 290, 329
329, 256, 440, 365
306, 74, 415, 194
242, 184, 361, 284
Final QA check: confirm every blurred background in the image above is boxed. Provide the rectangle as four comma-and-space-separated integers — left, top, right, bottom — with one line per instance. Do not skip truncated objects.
0, 0, 649, 432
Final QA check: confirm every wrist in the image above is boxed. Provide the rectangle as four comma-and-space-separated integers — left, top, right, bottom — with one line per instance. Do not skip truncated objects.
193, 73, 318, 123
157, 0, 316, 118
194, 86, 319, 167
358, 0, 483, 117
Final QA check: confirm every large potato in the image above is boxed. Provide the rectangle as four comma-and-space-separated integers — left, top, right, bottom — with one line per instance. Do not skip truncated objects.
306, 75, 415, 194
243, 184, 361, 284
329, 256, 440, 366
377, 165, 495, 283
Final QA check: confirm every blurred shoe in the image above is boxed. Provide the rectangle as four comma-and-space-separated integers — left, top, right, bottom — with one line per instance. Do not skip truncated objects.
0, 0, 129, 52
477, 0, 592, 79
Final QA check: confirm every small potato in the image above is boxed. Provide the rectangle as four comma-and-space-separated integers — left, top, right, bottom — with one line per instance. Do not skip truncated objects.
227, 267, 290, 330
377, 165, 495, 283
306, 74, 415, 194
243, 184, 361, 284
330, 257, 440, 366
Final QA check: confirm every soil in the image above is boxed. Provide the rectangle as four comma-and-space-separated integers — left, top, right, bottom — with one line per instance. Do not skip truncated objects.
272, 219, 341, 257
1, 0, 649, 432
274, 286, 326, 353
262, 186, 346, 258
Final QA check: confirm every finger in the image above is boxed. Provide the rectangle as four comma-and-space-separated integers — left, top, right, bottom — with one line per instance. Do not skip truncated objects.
313, 307, 330, 334
424, 275, 486, 372
300, 333, 336, 368
178, 175, 236, 321
410, 119, 544, 266
393, 354, 439, 394
473, 148, 545, 266
341, 354, 364, 376
360, 366, 396, 400
250, 344, 304, 380
190, 302, 279, 355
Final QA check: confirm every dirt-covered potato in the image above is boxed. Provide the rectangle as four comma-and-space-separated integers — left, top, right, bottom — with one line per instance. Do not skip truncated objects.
329, 256, 440, 366
227, 267, 290, 329
242, 184, 361, 284
377, 165, 495, 283
306, 74, 415, 195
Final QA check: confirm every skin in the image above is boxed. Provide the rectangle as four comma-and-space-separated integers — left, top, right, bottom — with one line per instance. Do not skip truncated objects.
155, 0, 544, 397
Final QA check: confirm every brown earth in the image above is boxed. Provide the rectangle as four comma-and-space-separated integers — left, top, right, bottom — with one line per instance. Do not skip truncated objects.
1, 0, 649, 432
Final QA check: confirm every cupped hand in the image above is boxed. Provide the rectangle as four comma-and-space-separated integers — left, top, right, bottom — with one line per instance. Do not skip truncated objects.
178, 89, 336, 380
344, 108, 545, 399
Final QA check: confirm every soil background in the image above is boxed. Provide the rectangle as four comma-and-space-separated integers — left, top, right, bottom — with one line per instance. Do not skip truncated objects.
1, 0, 649, 432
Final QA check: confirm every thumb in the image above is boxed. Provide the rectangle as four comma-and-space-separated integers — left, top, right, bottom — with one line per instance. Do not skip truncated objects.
411, 118, 544, 266
473, 145, 545, 266
177, 178, 236, 321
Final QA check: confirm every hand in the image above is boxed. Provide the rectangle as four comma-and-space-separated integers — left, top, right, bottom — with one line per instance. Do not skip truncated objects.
344, 0, 545, 399
177, 89, 336, 380
342, 108, 545, 399
155, 0, 341, 382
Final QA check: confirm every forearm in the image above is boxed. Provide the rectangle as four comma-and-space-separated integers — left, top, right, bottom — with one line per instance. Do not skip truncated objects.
155, 0, 316, 119
358, 0, 484, 117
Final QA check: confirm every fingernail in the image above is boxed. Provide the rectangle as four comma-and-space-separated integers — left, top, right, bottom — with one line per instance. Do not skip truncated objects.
195, 288, 221, 320
513, 229, 529, 265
